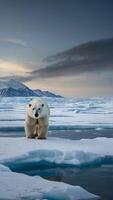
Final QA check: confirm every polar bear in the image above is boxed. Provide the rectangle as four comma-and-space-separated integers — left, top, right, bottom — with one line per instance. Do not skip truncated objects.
25, 98, 50, 139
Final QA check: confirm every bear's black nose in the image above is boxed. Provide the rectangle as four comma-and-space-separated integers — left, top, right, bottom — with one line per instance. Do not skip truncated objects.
35, 113, 38, 117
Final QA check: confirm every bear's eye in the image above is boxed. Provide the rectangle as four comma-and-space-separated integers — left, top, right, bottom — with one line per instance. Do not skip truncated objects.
32, 107, 35, 110
38, 108, 41, 111
29, 104, 32, 107
42, 104, 44, 107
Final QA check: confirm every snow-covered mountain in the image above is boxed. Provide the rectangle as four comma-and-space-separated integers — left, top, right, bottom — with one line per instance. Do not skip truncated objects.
0, 79, 37, 97
0, 79, 62, 97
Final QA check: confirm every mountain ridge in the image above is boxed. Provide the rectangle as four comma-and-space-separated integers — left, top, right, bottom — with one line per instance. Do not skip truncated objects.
0, 79, 62, 97
33, 89, 62, 98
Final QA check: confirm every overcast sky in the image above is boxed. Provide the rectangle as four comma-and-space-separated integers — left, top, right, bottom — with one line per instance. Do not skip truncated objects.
0, 0, 113, 97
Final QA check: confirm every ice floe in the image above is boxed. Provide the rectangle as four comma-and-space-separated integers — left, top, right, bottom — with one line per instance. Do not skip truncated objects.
0, 167, 98, 200
0, 137, 113, 166
0, 137, 103, 200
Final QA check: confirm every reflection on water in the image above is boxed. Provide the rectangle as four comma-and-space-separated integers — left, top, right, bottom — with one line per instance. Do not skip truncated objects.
16, 164, 113, 200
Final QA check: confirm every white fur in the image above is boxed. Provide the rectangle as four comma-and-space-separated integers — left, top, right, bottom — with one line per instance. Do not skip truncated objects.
25, 98, 50, 139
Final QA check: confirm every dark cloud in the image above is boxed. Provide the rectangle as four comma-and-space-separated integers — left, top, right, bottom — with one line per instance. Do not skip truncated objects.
1, 37, 113, 83
31, 38, 113, 78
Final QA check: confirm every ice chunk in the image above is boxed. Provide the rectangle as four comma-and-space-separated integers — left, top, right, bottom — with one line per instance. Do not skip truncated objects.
0, 167, 99, 200
0, 137, 113, 167
0, 164, 11, 172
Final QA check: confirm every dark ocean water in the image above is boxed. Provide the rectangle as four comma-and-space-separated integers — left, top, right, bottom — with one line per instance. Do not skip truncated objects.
14, 164, 113, 200
0, 127, 113, 139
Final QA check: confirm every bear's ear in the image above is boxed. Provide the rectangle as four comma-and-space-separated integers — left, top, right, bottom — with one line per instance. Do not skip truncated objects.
42, 103, 44, 107
29, 103, 32, 107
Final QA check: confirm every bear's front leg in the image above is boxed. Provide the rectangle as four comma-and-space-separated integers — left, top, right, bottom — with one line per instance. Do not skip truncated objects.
34, 124, 39, 138
38, 125, 48, 139
25, 123, 35, 138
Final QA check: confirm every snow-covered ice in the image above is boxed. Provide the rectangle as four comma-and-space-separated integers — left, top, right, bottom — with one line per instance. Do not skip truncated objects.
0, 97, 113, 131
0, 137, 104, 200
0, 136, 113, 199
0, 137, 113, 166
0, 97, 113, 199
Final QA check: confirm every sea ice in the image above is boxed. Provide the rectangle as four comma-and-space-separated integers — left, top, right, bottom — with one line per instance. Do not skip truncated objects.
0, 168, 98, 200
0, 97, 113, 131
0, 137, 113, 166
0, 137, 106, 199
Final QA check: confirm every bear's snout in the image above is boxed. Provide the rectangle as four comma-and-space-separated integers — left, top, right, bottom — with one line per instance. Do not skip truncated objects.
35, 112, 39, 118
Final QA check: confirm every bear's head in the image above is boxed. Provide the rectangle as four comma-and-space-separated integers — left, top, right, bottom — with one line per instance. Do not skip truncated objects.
27, 98, 48, 119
